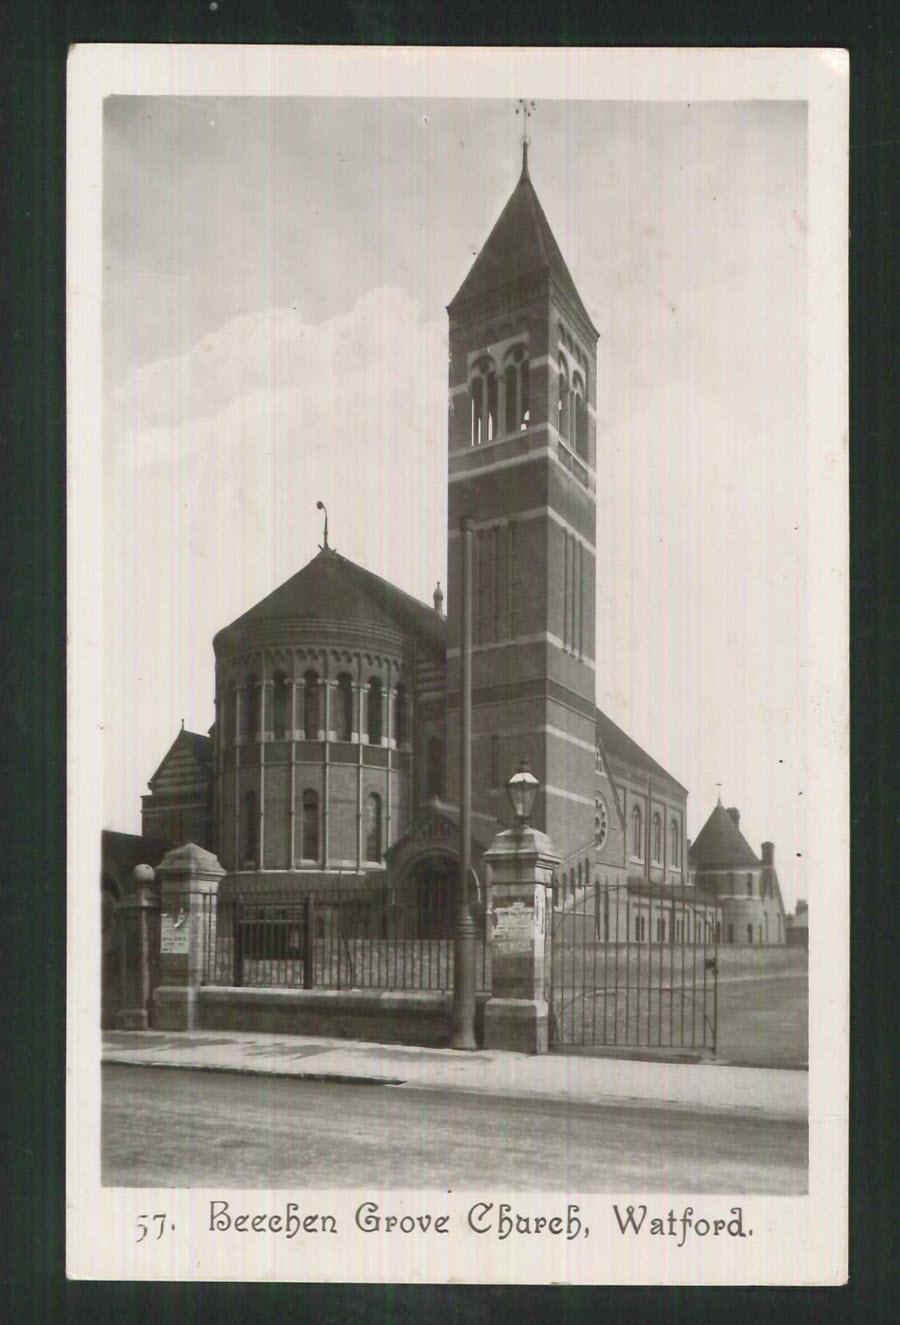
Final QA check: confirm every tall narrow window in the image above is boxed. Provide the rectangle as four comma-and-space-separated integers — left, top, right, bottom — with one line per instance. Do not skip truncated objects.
394, 683, 407, 746
470, 377, 483, 446
491, 526, 500, 641
502, 344, 530, 433
243, 674, 258, 741
572, 372, 588, 460
577, 861, 583, 891
367, 678, 383, 744
426, 736, 443, 799
365, 792, 382, 862
303, 671, 320, 738
632, 805, 643, 858
336, 672, 353, 742
670, 821, 680, 868
652, 813, 662, 863
225, 683, 237, 746
243, 790, 257, 865
273, 671, 289, 739
301, 789, 319, 862
490, 734, 500, 790
747, 923, 753, 945
746, 873, 753, 896
507, 521, 517, 640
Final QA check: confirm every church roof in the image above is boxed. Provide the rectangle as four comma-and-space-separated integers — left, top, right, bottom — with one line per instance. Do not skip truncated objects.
689, 801, 762, 870
215, 547, 446, 654
595, 707, 687, 795
147, 728, 212, 789
448, 150, 597, 336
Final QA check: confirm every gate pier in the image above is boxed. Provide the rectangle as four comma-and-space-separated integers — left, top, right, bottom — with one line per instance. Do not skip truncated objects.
481, 822, 559, 1054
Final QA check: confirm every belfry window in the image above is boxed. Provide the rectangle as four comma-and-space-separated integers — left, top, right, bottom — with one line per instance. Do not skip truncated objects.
301, 789, 319, 862
272, 671, 289, 739
336, 673, 353, 742
572, 371, 587, 460
243, 674, 259, 741
502, 344, 530, 433
365, 792, 382, 862
558, 357, 570, 441
470, 355, 498, 446
367, 678, 383, 744
303, 671, 320, 738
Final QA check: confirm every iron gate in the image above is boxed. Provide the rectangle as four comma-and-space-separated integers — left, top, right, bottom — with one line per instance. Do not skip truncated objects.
549, 881, 719, 1053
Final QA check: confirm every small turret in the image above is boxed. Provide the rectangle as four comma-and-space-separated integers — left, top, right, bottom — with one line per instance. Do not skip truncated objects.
433, 581, 444, 615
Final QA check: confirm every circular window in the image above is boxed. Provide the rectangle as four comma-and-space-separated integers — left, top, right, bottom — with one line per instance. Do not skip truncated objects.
594, 795, 609, 849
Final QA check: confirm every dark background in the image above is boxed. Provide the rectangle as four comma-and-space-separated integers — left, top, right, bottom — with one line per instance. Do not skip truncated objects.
1, 1, 896, 1321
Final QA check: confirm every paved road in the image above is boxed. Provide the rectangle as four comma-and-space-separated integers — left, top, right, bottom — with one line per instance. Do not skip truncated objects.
102, 1065, 807, 1193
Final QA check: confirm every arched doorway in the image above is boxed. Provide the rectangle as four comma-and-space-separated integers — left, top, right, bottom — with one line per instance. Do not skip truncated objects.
400, 850, 459, 938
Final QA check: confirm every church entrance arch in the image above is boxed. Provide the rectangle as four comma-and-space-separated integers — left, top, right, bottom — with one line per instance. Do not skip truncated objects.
397, 848, 459, 939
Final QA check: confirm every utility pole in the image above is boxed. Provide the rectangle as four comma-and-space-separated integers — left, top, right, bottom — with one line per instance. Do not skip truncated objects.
451, 514, 477, 1049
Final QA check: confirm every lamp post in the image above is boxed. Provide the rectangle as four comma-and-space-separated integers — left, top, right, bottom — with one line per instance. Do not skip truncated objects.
451, 514, 478, 1049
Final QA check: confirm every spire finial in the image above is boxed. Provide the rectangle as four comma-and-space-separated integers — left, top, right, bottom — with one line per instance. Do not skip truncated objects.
316, 500, 330, 550
715, 782, 723, 805
516, 99, 535, 176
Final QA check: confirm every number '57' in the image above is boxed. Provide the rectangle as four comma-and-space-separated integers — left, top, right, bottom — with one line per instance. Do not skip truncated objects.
136, 1214, 169, 1242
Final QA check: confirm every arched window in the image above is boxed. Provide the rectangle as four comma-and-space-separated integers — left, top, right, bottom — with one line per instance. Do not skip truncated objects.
469, 355, 498, 446
243, 674, 258, 741
336, 672, 353, 742
652, 812, 662, 863
426, 736, 443, 798
303, 670, 320, 739
225, 683, 237, 747
632, 805, 643, 858
301, 789, 319, 862
572, 371, 588, 460
577, 861, 583, 891
243, 789, 257, 865
558, 357, 570, 441
670, 821, 680, 868
746, 873, 753, 896
367, 677, 383, 744
273, 671, 289, 740
502, 344, 530, 433
394, 683, 408, 746
365, 792, 382, 862
747, 923, 754, 945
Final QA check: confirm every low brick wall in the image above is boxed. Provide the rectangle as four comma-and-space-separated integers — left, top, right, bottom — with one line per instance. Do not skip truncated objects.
194, 985, 489, 1048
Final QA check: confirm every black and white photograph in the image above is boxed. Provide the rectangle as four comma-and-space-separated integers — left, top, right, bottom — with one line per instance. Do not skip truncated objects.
67, 46, 848, 1284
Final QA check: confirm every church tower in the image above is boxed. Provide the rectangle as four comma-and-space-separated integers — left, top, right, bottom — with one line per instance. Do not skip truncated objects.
444, 143, 599, 866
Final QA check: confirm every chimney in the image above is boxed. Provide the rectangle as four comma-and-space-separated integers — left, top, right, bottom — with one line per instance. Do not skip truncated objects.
762, 841, 774, 867
433, 580, 444, 615
726, 806, 740, 828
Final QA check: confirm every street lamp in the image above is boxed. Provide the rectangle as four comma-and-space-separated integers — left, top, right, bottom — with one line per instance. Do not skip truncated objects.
507, 758, 540, 826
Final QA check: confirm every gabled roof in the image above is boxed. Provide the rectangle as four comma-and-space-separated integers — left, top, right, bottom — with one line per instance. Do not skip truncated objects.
385, 797, 501, 859
689, 801, 762, 870
214, 547, 446, 654
147, 728, 212, 789
448, 150, 597, 336
595, 707, 687, 796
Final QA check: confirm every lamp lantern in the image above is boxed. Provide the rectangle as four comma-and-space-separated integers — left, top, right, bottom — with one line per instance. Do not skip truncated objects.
507, 758, 540, 825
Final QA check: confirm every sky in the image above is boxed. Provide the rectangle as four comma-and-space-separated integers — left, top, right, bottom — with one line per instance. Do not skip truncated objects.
102, 95, 809, 907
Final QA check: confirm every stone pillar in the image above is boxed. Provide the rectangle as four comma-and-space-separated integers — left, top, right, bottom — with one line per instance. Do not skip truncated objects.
151, 843, 225, 1031
116, 865, 160, 1030
481, 822, 560, 1053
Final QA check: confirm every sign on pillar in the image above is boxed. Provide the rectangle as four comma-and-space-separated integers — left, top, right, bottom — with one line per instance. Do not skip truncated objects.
152, 842, 225, 1031
482, 823, 559, 1054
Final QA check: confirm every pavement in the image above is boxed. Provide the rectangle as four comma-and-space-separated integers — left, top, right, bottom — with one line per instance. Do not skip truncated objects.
102, 1029, 807, 1121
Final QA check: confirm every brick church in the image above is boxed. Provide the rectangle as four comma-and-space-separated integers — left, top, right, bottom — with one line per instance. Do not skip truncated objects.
130, 143, 782, 946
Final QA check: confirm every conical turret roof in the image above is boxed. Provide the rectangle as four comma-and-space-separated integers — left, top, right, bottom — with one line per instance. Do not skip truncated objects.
448, 149, 597, 337
689, 801, 761, 870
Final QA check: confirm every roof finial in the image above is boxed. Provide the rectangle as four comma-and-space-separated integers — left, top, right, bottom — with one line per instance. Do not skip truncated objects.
316, 500, 330, 550
515, 99, 535, 177
181, 717, 184, 731
715, 782, 723, 805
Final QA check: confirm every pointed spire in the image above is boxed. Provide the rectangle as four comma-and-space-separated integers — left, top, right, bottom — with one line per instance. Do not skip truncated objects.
516, 98, 534, 181
521, 135, 530, 180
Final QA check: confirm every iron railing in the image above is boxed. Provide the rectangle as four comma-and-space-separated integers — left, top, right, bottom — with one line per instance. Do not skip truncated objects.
550, 879, 720, 1052
200, 879, 490, 994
